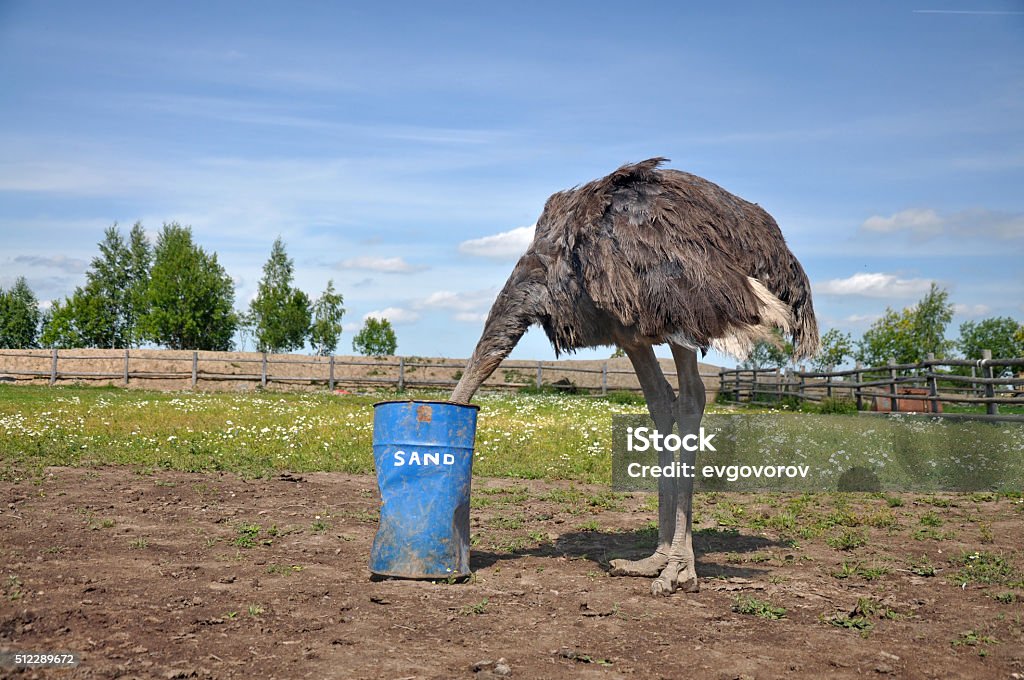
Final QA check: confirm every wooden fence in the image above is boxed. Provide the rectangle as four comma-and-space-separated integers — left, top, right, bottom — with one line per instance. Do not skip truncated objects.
718, 351, 1024, 417
0, 348, 721, 398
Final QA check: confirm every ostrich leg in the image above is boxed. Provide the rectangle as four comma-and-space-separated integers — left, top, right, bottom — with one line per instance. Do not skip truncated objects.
651, 344, 706, 596
609, 344, 678, 578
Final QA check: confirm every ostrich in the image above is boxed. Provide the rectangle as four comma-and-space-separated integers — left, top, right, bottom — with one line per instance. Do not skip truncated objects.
451, 158, 818, 596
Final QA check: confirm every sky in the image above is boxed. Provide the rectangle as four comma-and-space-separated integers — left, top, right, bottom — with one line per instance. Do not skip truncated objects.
1, 1, 1022, 366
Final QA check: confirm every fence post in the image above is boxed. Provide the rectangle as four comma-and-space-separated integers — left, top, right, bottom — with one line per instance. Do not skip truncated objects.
825, 366, 833, 400
775, 367, 781, 403
192, 351, 198, 389
398, 356, 406, 391
750, 368, 758, 402
798, 371, 805, 405
261, 352, 268, 388
888, 357, 898, 411
981, 349, 997, 416
854, 362, 863, 411
601, 362, 608, 396
124, 349, 130, 386
329, 355, 335, 391
925, 352, 939, 413
50, 348, 58, 385
536, 361, 542, 390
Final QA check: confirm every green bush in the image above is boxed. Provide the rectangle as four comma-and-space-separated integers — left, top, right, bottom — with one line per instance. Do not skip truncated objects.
815, 397, 858, 415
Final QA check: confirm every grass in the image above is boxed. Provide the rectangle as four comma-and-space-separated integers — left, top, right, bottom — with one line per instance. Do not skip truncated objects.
951, 629, 999, 656
4, 384, 1022, 494
953, 551, 1020, 586
827, 528, 867, 551
233, 524, 263, 548
0, 384, 656, 483
908, 555, 937, 577
732, 596, 786, 620
826, 598, 900, 636
832, 561, 889, 581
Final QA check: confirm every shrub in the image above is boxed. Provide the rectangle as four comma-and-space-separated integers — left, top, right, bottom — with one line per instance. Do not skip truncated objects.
816, 398, 858, 415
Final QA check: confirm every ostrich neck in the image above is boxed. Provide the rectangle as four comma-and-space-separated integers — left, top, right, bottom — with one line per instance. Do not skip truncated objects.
450, 262, 543, 404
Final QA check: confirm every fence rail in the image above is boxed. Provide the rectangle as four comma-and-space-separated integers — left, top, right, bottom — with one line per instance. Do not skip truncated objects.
718, 351, 1024, 417
0, 348, 721, 397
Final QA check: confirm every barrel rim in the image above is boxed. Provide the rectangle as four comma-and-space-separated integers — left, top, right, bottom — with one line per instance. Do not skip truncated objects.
373, 399, 480, 411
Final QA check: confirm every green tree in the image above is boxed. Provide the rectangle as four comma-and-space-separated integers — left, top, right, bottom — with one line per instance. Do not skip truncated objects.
39, 290, 109, 349
740, 329, 792, 370
812, 328, 854, 371
140, 223, 237, 350
125, 222, 153, 345
957, 317, 1023, 377
856, 284, 954, 366
40, 297, 83, 348
352, 316, 397, 356
0, 277, 42, 348
38, 223, 152, 348
310, 280, 345, 356
90, 224, 132, 346
249, 238, 312, 353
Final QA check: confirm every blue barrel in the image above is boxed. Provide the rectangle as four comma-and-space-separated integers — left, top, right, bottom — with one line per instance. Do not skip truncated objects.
370, 400, 479, 579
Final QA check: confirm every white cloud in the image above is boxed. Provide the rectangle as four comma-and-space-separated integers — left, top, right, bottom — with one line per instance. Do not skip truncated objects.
420, 289, 497, 324
861, 208, 1024, 241
339, 256, 427, 273
862, 208, 943, 236
421, 289, 497, 312
816, 272, 935, 298
454, 311, 488, 324
842, 313, 882, 324
953, 303, 992, 318
11, 255, 89, 274
458, 225, 534, 259
363, 307, 421, 324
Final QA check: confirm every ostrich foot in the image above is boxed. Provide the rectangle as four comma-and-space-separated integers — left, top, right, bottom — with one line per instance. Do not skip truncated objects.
608, 552, 669, 577
650, 561, 699, 597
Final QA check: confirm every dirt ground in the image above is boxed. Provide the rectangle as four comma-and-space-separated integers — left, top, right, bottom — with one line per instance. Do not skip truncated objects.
2, 467, 1023, 680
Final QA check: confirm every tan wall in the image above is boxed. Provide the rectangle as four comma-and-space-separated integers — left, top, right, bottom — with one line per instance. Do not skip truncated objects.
0, 348, 721, 399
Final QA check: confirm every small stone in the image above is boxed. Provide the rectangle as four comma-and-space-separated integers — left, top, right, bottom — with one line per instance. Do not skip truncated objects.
494, 658, 511, 676
471, 659, 494, 672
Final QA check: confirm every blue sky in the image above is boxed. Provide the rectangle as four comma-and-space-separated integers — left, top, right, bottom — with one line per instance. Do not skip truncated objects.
1, 1, 1022, 365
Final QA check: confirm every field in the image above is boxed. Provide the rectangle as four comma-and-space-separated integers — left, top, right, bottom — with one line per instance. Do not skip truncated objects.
2, 385, 1024, 679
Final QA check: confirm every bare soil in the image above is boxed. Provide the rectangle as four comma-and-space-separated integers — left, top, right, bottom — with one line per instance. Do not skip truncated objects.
2, 467, 1022, 679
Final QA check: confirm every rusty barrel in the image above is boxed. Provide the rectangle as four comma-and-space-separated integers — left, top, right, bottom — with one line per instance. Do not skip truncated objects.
369, 400, 479, 579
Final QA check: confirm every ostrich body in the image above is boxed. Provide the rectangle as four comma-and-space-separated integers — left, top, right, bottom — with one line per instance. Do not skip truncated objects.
451, 158, 818, 596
